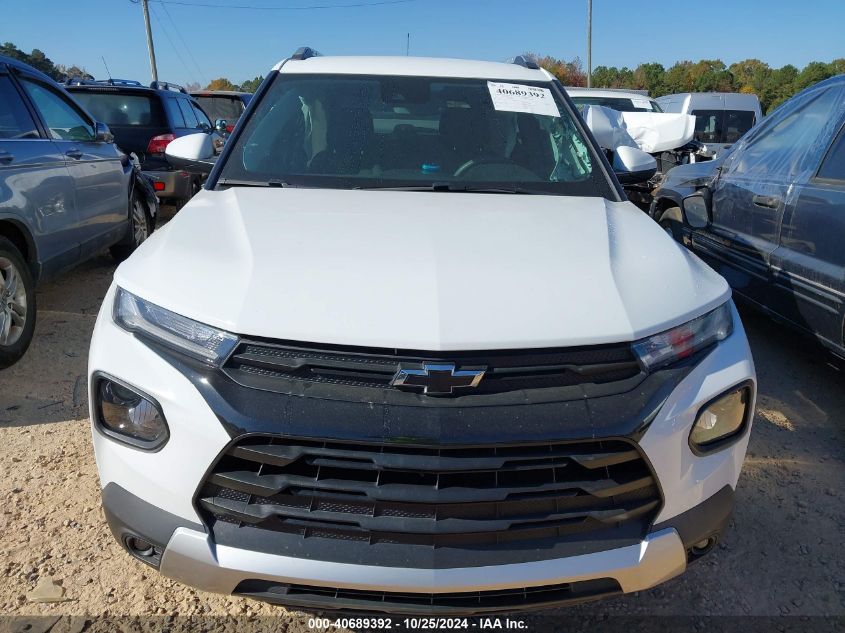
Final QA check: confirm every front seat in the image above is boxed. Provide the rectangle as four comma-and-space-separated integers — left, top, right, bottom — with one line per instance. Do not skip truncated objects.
308, 107, 374, 175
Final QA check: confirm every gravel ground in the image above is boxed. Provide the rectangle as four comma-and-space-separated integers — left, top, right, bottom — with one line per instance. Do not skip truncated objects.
0, 230, 843, 630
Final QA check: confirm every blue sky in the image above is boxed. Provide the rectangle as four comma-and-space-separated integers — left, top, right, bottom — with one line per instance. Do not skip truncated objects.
2, 0, 843, 86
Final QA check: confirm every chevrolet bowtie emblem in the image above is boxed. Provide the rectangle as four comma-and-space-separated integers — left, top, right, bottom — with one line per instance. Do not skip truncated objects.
390, 363, 486, 395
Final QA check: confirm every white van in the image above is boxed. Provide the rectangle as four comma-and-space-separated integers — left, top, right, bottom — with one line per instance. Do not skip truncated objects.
656, 92, 763, 156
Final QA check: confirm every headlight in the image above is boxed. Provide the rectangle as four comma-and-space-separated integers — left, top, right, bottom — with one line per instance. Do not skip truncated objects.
690, 382, 752, 454
94, 375, 168, 450
632, 302, 733, 370
113, 287, 238, 365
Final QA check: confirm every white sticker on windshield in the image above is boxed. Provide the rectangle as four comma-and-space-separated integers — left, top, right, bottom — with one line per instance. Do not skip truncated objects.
631, 97, 652, 110
487, 82, 560, 117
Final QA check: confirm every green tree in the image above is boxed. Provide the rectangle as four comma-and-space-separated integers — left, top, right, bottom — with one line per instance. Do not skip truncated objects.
632, 62, 665, 95
663, 61, 694, 93
239, 75, 264, 93
794, 61, 833, 91
689, 59, 735, 92
829, 59, 845, 77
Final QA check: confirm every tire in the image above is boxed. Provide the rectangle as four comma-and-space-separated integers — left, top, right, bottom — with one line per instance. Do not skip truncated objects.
111, 194, 153, 262
0, 237, 36, 369
658, 206, 684, 243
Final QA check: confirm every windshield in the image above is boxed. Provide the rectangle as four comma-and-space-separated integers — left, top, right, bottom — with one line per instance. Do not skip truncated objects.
194, 96, 245, 121
217, 74, 614, 197
71, 92, 165, 127
571, 95, 663, 113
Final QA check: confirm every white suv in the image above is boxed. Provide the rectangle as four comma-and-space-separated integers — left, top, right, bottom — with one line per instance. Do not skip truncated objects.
87, 49, 756, 615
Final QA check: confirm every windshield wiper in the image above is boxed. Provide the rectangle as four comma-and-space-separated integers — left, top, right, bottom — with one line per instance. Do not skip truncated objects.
217, 178, 293, 188
353, 183, 543, 194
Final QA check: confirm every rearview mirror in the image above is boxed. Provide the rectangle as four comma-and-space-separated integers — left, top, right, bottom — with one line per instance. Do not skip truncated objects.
612, 146, 657, 185
682, 191, 711, 229
165, 132, 217, 175
95, 121, 113, 144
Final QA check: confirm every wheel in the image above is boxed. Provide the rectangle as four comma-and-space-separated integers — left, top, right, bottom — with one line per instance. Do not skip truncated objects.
110, 194, 153, 262
0, 237, 36, 369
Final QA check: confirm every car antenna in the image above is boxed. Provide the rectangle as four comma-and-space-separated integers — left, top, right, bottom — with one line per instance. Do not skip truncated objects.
102, 56, 113, 83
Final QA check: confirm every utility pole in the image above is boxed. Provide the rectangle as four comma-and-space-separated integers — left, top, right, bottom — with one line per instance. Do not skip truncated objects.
406, 33, 410, 56
586, 0, 592, 87
141, 0, 159, 83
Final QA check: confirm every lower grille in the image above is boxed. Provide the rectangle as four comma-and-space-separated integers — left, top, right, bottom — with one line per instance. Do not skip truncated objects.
234, 578, 621, 614
197, 436, 661, 552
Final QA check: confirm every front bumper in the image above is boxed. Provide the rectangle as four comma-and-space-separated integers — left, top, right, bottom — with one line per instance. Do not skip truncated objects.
88, 284, 755, 611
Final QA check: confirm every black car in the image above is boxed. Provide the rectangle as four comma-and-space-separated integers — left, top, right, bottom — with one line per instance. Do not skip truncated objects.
190, 90, 252, 133
66, 79, 215, 207
0, 56, 157, 368
652, 75, 845, 358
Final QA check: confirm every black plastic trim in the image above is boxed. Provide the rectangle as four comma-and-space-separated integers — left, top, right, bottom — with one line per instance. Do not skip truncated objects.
233, 577, 621, 615
91, 371, 170, 452
688, 380, 754, 456
101, 482, 205, 568
652, 485, 734, 550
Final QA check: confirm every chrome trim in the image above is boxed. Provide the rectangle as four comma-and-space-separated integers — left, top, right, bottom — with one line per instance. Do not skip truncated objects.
391, 362, 486, 395
159, 527, 687, 596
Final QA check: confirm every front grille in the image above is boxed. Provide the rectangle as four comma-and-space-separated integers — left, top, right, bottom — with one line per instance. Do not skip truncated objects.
197, 436, 661, 551
222, 340, 641, 396
233, 577, 622, 614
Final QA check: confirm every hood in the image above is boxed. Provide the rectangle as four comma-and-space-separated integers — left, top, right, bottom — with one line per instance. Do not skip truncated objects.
662, 157, 723, 190
115, 188, 730, 351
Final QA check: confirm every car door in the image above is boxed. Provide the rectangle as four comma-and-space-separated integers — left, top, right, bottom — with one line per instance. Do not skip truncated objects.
16, 72, 128, 258
696, 86, 841, 307
0, 65, 79, 278
769, 117, 845, 352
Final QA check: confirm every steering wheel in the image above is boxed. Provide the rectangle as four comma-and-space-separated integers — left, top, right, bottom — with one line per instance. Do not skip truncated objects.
453, 157, 535, 180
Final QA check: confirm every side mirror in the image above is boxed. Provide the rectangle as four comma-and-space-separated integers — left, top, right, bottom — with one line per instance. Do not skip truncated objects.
165, 132, 217, 175
682, 190, 712, 229
215, 119, 229, 135
95, 121, 113, 143
612, 146, 657, 184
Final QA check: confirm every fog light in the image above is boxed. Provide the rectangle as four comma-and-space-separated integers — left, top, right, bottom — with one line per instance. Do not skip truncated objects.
690, 383, 752, 454
95, 376, 168, 450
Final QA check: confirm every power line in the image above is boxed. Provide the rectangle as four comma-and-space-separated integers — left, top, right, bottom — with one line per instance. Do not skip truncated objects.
159, 1, 208, 85
146, 0, 415, 10
149, 4, 197, 85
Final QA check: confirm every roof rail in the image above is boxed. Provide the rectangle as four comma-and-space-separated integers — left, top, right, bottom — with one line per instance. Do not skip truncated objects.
65, 77, 144, 87
291, 46, 322, 61
150, 80, 188, 94
508, 55, 540, 70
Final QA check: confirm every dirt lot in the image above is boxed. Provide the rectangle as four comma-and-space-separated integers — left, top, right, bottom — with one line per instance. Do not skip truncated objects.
0, 231, 843, 629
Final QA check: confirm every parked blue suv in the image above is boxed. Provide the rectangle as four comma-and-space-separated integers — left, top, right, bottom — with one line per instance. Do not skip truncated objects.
0, 55, 157, 368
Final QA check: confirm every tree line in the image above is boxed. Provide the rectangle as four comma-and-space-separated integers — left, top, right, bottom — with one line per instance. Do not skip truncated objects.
525, 53, 845, 113
4, 41, 841, 110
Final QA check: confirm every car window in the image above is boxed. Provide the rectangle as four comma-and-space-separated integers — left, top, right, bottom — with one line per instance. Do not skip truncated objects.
191, 102, 212, 129
70, 92, 165, 127
19, 78, 94, 142
0, 75, 39, 140
691, 110, 722, 144
219, 74, 615, 198
194, 96, 243, 121
731, 87, 840, 180
571, 95, 657, 112
723, 110, 755, 143
177, 98, 198, 128
816, 124, 845, 182
163, 97, 185, 127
